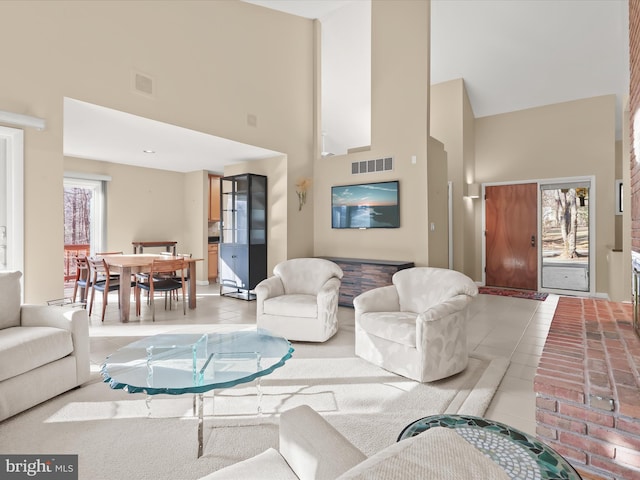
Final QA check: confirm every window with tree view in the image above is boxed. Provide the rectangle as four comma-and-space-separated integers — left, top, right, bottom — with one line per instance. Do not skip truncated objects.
64, 186, 92, 247
63, 178, 104, 282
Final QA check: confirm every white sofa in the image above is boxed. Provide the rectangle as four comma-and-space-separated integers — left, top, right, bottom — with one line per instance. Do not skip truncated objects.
199, 405, 510, 480
0, 271, 90, 421
255, 258, 343, 342
353, 267, 478, 383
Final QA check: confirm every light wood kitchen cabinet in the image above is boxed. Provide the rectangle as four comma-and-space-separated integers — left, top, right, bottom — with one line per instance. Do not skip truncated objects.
208, 175, 221, 222
208, 243, 218, 281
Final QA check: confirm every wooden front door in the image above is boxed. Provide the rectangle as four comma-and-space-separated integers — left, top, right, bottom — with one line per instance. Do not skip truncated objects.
485, 183, 538, 290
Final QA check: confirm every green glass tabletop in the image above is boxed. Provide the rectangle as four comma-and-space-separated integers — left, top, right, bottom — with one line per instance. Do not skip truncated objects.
398, 414, 582, 480
101, 329, 294, 395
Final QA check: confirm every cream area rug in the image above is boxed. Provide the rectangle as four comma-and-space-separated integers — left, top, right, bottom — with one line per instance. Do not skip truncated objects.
0, 320, 509, 480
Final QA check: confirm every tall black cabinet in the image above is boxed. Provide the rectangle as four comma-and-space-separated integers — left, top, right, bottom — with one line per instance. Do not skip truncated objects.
219, 173, 267, 300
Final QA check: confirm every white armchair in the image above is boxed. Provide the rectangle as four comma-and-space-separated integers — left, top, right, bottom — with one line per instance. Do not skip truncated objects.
0, 270, 90, 421
353, 267, 478, 382
255, 258, 343, 342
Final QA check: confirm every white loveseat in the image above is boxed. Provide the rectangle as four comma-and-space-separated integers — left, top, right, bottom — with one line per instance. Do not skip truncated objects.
353, 267, 478, 383
199, 405, 510, 480
255, 258, 343, 342
0, 271, 90, 421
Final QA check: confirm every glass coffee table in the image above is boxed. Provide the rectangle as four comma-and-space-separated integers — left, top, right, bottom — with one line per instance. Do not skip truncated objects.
101, 329, 294, 457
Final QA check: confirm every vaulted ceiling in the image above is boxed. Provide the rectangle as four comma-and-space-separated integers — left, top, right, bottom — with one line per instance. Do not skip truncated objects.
64, 0, 629, 172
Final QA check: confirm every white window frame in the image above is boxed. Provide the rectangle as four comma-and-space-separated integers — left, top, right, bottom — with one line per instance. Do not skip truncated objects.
0, 126, 24, 279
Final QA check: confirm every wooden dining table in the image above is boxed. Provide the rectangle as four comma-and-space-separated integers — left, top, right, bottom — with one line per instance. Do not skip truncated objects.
100, 254, 202, 322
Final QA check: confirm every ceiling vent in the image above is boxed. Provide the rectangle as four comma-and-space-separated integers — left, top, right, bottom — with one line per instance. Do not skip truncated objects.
132, 71, 155, 97
351, 157, 393, 175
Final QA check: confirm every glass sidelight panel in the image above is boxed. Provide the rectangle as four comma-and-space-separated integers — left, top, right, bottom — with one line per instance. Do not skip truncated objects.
540, 182, 590, 292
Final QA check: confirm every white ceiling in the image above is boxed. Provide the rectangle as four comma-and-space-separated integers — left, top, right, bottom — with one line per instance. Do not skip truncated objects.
430, 0, 629, 125
63, 0, 629, 173
63, 98, 282, 174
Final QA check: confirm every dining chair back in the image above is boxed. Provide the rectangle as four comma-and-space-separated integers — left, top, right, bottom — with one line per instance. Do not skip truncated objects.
96, 252, 124, 281
135, 258, 187, 321
172, 253, 193, 281
87, 257, 122, 322
71, 256, 90, 304
137, 252, 183, 283
164, 253, 192, 300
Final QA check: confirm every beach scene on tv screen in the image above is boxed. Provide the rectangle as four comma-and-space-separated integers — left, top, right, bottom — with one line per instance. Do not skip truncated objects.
332, 181, 399, 228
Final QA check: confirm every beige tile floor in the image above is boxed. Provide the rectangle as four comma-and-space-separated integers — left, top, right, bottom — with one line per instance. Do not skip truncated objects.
84, 283, 557, 437
471, 292, 558, 435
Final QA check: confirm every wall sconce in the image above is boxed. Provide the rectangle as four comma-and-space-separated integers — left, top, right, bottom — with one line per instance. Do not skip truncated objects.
465, 183, 481, 199
295, 177, 312, 211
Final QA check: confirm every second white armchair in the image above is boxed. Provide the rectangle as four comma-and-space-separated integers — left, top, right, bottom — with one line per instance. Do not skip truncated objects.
255, 258, 343, 342
353, 267, 478, 383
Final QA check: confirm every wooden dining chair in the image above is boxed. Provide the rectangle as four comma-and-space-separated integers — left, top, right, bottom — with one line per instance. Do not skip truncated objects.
137, 252, 178, 301
172, 253, 192, 301
135, 258, 187, 321
158, 252, 192, 301
71, 256, 90, 304
95, 252, 124, 281
87, 257, 134, 322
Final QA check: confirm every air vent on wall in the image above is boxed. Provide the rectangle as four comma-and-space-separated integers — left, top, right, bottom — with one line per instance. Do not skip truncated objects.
132, 71, 155, 97
351, 157, 394, 175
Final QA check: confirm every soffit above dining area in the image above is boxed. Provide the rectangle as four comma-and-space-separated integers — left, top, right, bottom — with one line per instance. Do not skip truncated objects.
63, 97, 283, 174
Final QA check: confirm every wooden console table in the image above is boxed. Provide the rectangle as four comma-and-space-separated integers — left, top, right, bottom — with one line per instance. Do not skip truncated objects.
319, 257, 414, 307
132, 241, 177, 255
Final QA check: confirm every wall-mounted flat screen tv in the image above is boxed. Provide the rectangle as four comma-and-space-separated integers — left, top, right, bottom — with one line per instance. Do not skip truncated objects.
331, 180, 400, 229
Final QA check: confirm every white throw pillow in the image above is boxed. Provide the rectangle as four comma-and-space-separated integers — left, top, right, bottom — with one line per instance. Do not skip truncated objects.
338, 427, 509, 480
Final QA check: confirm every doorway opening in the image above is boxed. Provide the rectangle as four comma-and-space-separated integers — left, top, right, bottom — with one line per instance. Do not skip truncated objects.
482, 177, 595, 295
540, 181, 592, 293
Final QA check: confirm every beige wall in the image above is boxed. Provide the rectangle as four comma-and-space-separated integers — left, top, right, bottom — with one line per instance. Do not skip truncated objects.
615, 139, 623, 250
313, 0, 434, 266
3, 0, 622, 301
427, 138, 449, 267
462, 85, 478, 280
430, 79, 477, 277
66, 152, 289, 285
64, 157, 212, 280
0, 1, 314, 302
183, 170, 208, 281
475, 95, 617, 295
432, 84, 617, 292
